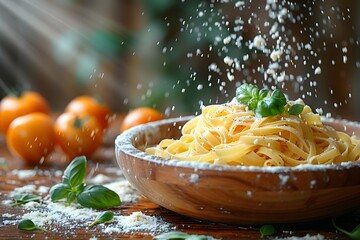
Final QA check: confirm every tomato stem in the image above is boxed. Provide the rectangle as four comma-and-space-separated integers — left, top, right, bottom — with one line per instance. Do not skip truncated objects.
73, 116, 90, 129
73, 116, 84, 129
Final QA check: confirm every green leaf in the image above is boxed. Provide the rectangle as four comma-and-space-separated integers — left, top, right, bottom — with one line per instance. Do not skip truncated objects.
259, 88, 269, 99
256, 98, 285, 118
236, 84, 298, 118
50, 183, 71, 202
248, 97, 259, 111
17, 219, 47, 232
288, 104, 304, 115
154, 231, 212, 240
89, 211, 114, 227
259, 224, 275, 238
236, 83, 255, 105
332, 219, 360, 240
67, 191, 78, 205
236, 83, 270, 112
75, 182, 85, 192
187, 236, 211, 240
154, 231, 190, 239
62, 156, 87, 189
11, 194, 41, 206
77, 185, 121, 209
270, 89, 287, 106
255, 89, 287, 118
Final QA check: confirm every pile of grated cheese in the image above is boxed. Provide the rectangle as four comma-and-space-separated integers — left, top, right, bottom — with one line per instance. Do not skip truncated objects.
1, 170, 173, 237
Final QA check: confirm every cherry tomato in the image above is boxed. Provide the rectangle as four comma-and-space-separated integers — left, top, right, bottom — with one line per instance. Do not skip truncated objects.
0, 91, 50, 134
6, 113, 55, 164
54, 112, 103, 159
121, 107, 164, 132
65, 96, 111, 130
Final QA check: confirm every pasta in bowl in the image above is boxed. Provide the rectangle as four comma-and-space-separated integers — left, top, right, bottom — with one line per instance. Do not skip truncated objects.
145, 103, 360, 167
115, 86, 360, 224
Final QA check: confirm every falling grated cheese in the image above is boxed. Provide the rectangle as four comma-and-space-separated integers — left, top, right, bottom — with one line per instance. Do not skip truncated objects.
252, 35, 266, 50
314, 67, 321, 75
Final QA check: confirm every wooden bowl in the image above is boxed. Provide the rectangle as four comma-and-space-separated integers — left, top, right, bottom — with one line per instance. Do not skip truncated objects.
115, 116, 360, 225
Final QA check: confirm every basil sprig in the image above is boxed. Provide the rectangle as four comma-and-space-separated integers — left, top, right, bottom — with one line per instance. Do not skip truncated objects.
236, 83, 304, 118
49, 156, 121, 209
11, 194, 41, 207
17, 219, 47, 232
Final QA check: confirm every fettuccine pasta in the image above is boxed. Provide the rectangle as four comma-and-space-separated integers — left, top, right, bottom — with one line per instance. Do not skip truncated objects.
146, 101, 360, 166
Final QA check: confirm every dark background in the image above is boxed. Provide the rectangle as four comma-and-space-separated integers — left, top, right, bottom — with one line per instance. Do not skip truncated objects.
0, 0, 359, 120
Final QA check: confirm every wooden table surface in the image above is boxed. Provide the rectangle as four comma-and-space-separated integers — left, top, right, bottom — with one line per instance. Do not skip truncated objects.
0, 116, 359, 240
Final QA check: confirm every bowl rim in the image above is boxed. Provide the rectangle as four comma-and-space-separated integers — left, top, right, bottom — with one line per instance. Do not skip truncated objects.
115, 115, 360, 173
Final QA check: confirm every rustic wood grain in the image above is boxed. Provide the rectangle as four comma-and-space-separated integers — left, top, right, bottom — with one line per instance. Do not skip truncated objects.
0, 117, 359, 239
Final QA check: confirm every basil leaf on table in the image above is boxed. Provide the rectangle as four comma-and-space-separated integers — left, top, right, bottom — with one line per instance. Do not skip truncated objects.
49, 156, 122, 209
50, 156, 87, 205
11, 194, 41, 206
154, 231, 190, 239
332, 219, 360, 240
67, 192, 78, 205
49, 183, 71, 202
89, 211, 114, 227
77, 185, 121, 209
62, 156, 87, 188
154, 231, 212, 240
17, 219, 47, 232
50, 182, 85, 205
259, 224, 276, 238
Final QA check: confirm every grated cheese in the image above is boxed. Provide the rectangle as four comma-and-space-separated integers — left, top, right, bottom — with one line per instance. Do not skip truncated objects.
1, 170, 173, 237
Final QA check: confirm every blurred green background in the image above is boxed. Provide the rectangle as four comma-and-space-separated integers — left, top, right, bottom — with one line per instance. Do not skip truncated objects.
0, 0, 359, 120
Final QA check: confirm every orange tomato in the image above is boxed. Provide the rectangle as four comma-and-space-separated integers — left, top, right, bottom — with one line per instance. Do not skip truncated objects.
121, 107, 164, 132
65, 96, 111, 130
54, 112, 103, 159
6, 113, 55, 164
0, 91, 50, 134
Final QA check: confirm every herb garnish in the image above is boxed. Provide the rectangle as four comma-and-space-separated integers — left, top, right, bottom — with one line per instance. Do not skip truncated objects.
89, 211, 114, 227
49, 156, 121, 209
77, 185, 121, 209
236, 83, 304, 118
332, 219, 360, 240
154, 231, 213, 240
11, 193, 41, 207
259, 224, 276, 238
17, 219, 47, 232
